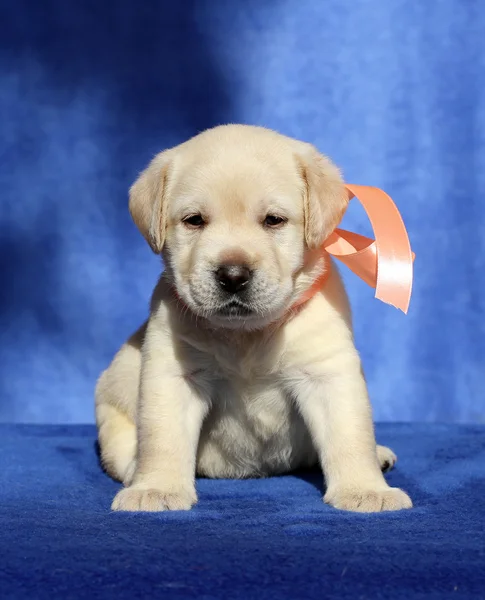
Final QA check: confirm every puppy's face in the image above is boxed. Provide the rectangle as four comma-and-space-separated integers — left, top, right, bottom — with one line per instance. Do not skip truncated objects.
129, 125, 348, 329
166, 158, 305, 328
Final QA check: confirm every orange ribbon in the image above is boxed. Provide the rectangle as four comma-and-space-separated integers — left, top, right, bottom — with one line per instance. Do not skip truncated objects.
323, 184, 414, 314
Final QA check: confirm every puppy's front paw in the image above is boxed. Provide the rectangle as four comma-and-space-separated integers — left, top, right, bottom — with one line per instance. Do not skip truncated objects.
324, 486, 412, 513
111, 486, 197, 512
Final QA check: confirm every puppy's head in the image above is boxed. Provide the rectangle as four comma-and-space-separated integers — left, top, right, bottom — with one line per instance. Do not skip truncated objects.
129, 125, 348, 329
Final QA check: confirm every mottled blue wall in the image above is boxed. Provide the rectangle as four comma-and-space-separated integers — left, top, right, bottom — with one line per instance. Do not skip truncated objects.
1, 0, 484, 423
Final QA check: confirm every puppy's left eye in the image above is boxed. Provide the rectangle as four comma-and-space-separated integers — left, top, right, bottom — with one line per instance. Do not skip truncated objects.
263, 215, 287, 228
183, 214, 206, 229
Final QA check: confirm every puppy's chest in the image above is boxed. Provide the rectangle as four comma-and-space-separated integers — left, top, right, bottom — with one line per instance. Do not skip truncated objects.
216, 377, 290, 424
183, 334, 281, 382
206, 357, 289, 423
182, 336, 315, 476
185, 339, 291, 433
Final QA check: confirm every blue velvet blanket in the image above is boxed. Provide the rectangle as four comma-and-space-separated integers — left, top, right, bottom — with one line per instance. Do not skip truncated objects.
1, 423, 484, 599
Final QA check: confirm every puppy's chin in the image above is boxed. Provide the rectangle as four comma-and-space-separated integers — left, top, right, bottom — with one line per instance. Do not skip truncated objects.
216, 301, 254, 319
205, 310, 286, 332
180, 296, 291, 331
203, 301, 268, 331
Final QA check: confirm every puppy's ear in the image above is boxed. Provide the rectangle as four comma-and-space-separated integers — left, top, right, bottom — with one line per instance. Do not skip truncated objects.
129, 151, 172, 253
297, 145, 349, 249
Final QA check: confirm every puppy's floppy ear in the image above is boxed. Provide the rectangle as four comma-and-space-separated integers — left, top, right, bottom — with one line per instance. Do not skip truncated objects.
129, 150, 172, 253
296, 144, 349, 249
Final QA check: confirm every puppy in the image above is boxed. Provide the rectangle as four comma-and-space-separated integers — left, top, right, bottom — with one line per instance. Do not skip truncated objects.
95, 124, 412, 513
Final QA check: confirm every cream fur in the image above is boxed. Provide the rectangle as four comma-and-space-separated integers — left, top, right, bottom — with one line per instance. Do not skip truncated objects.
95, 125, 412, 513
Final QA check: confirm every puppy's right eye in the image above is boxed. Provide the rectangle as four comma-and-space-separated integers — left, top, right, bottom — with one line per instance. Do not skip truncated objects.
263, 214, 287, 228
183, 214, 206, 229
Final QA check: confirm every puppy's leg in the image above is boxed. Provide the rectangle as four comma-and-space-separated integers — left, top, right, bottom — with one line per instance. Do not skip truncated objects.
95, 326, 145, 483
293, 353, 412, 513
112, 324, 209, 512
96, 402, 137, 483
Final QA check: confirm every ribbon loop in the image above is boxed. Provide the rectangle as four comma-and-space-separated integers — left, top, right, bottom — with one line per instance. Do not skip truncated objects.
324, 184, 414, 314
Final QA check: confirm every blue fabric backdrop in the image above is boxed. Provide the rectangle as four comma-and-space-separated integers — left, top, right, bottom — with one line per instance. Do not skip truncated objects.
1, 0, 484, 424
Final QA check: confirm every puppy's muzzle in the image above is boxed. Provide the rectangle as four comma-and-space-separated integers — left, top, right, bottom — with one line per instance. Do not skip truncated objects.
215, 264, 252, 295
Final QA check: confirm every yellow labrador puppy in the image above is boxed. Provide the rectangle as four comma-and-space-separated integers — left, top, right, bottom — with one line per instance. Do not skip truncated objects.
95, 124, 412, 513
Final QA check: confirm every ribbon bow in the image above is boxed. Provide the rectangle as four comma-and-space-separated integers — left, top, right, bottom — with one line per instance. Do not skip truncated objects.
323, 184, 414, 314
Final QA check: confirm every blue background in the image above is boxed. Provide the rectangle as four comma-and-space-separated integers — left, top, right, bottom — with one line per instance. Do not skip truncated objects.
1, 0, 484, 424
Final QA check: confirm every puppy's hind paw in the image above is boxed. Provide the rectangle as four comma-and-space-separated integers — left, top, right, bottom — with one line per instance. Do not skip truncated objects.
377, 444, 397, 473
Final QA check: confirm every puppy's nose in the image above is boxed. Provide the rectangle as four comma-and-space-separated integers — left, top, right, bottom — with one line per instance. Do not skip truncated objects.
215, 265, 252, 294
